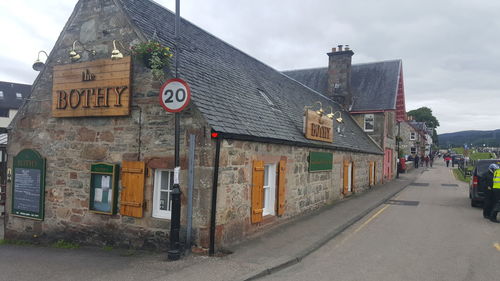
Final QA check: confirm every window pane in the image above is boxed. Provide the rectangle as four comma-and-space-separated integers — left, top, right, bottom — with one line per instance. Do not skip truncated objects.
264, 165, 269, 186
160, 191, 170, 211
160, 171, 169, 191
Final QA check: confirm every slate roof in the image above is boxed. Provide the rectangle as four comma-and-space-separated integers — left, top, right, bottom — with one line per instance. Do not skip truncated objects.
116, 0, 382, 154
0, 81, 30, 110
283, 60, 402, 112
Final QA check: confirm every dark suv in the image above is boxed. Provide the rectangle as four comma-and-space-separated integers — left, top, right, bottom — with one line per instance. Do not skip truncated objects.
469, 159, 500, 207
452, 154, 464, 167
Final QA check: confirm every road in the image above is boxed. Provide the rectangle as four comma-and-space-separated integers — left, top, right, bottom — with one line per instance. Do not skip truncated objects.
262, 160, 500, 281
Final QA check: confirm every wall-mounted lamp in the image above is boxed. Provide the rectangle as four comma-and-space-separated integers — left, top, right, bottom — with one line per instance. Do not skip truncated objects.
32, 50, 49, 71
111, 40, 126, 60
69, 40, 96, 62
304, 101, 324, 117
326, 106, 343, 123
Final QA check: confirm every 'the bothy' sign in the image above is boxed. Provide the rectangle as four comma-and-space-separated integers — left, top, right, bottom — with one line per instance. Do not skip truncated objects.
304, 109, 333, 143
52, 57, 131, 117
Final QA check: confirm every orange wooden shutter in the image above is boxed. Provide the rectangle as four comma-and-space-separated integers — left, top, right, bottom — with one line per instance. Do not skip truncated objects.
351, 162, 355, 192
251, 160, 264, 223
277, 160, 286, 216
120, 161, 146, 218
369, 162, 374, 186
343, 160, 349, 194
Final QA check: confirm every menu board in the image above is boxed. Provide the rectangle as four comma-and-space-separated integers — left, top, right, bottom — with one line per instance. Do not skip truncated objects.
89, 163, 119, 215
12, 149, 45, 220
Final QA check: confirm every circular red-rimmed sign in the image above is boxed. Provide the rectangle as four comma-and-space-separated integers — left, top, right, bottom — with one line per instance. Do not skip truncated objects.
159, 78, 191, 113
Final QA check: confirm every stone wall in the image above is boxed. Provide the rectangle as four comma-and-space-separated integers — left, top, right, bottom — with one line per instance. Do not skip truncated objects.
214, 140, 383, 247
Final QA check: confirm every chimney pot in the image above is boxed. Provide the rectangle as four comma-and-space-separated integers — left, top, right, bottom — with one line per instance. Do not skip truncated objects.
337, 44, 343, 51
332, 47, 336, 52
345, 45, 350, 51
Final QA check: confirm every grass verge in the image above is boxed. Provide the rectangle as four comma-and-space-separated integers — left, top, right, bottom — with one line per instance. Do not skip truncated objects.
453, 168, 470, 183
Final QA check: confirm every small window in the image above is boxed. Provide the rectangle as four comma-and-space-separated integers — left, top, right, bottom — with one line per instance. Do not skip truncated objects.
153, 169, 174, 219
410, 132, 416, 140
364, 114, 374, 132
411, 147, 417, 154
263, 164, 276, 216
0, 91, 3, 99
16, 93, 22, 99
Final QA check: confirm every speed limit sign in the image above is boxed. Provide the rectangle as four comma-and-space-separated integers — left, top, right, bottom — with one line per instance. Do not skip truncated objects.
159, 78, 191, 112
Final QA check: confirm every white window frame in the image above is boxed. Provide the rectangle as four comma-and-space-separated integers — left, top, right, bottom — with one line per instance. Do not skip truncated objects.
410, 147, 417, 154
364, 114, 374, 132
16, 92, 22, 99
263, 164, 276, 216
153, 169, 173, 219
410, 132, 416, 140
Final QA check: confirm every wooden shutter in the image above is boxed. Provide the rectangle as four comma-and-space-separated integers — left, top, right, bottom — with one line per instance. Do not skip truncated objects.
351, 162, 355, 193
343, 160, 349, 194
120, 161, 146, 218
251, 160, 264, 223
369, 162, 374, 186
277, 160, 286, 216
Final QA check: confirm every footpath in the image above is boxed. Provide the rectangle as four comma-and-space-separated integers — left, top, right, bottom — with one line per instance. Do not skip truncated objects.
0, 168, 422, 281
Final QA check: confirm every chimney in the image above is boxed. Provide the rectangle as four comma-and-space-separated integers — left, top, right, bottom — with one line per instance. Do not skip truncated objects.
327, 44, 354, 110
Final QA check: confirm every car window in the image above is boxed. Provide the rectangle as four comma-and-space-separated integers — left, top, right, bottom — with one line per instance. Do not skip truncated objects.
476, 160, 500, 176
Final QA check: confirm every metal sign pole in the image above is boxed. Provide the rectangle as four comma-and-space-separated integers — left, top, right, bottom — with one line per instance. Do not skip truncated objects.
168, 0, 182, 261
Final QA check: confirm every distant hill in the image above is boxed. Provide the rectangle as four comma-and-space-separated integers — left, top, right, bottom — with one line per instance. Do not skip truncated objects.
438, 129, 500, 148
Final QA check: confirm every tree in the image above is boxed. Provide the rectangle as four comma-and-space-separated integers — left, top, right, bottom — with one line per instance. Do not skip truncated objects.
408, 107, 440, 144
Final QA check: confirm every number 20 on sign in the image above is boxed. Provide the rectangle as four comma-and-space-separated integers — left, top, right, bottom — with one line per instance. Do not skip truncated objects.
159, 78, 191, 112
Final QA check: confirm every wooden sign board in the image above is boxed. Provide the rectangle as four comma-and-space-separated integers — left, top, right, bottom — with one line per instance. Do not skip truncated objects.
309, 152, 333, 172
12, 149, 46, 220
304, 109, 334, 143
52, 57, 131, 117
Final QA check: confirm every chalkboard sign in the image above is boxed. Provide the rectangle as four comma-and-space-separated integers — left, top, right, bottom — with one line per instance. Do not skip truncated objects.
12, 149, 46, 220
89, 163, 119, 215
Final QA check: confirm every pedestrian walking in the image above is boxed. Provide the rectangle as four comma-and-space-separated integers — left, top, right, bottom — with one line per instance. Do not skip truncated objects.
483, 163, 500, 222
430, 154, 434, 167
414, 155, 420, 168
444, 155, 451, 167
424, 155, 430, 167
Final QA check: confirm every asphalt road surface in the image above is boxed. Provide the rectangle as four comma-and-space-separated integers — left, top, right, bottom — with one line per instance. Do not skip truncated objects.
262, 160, 500, 281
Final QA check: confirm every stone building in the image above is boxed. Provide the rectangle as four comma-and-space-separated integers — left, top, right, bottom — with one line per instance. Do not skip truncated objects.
5, 0, 384, 252
284, 53, 408, 182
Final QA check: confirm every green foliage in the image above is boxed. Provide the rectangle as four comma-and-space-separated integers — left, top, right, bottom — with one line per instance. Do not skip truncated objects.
131, 41, 173, 80
51, 239, 80, 249
407, 107, 440, 128
452, 168, 470, 183
103, 245, 113, 251
0, 239, 32, 246
470, 152, 495, 160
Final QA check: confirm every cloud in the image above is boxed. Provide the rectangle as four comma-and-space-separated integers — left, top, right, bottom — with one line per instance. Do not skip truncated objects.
0, 0, 498, 134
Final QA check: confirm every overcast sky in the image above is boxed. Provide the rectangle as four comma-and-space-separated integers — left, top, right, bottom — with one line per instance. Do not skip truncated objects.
1, 0, 499, 134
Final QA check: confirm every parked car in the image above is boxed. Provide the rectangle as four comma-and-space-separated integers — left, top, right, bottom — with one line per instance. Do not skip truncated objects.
469, 159, 500, 207
452, 154, 464, 166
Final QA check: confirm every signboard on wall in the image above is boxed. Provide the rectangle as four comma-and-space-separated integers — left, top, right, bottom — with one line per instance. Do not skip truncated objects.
304, 109, 333, 143
309, 151, 333, 172
12, 149, 46, 220
89, 163, 119, 215
52, 57, 131, 117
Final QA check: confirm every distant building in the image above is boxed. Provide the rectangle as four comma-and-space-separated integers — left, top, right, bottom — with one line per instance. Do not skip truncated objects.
0, 81, 30, 131
284, 50, 407, 181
